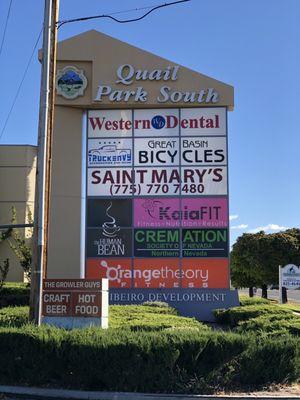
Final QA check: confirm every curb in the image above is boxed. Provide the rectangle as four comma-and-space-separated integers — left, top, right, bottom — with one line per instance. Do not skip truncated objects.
1, 386, 300, 400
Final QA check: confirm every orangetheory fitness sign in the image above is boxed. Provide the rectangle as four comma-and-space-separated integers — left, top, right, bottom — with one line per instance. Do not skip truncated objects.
94, 65, 219, 104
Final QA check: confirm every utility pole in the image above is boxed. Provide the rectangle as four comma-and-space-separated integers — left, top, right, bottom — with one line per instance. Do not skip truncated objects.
30, 0, 59, 324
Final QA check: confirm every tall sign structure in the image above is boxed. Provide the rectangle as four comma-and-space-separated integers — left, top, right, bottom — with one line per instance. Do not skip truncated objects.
47, 30, 238, 320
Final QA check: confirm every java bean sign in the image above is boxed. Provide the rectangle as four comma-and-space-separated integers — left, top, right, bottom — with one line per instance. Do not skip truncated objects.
85, 107, 236, 319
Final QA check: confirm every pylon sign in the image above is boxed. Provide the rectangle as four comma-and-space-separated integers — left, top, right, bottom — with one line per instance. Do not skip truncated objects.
49, 30, 239, 321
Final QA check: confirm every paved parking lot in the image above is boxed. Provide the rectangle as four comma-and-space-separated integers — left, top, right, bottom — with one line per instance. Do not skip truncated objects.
239, 288, 300, 303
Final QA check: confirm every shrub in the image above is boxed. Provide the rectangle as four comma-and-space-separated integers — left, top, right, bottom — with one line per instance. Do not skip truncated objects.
0, 325, 298, 392
214, 305, 293, 327
235, 337, 300, 384
0, 304, 209, 333
99, 305, 208, 332
0, 283, 30, 308
142, 301, 174, 309
239, 295, 271, 307
0, 306, 299, 392
236, 314, 300, 337
0, 306, 29, 327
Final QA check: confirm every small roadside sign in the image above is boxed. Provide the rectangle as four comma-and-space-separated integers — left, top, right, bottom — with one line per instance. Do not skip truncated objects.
281, 264, 300, 289
42, 278, 108, 329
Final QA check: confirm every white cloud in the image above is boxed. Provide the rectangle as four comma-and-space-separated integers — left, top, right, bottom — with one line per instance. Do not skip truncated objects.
248, 224, 289, 234
230, 224, 248, 230
229, 214, 239, 221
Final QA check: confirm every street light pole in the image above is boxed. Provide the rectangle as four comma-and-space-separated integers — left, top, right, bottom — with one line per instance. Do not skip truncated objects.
30, 0, 59, 324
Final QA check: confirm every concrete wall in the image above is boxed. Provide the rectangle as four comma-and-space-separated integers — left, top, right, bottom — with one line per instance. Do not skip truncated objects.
47, 107, 83, 278
0, 145, 36, 281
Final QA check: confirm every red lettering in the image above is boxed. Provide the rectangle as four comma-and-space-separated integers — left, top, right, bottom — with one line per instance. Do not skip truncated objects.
181, 119, 188, 128
166, 115, 178, 129
105, 121, 112, 130
88, 117, 104, 130
125, 120, 132, 130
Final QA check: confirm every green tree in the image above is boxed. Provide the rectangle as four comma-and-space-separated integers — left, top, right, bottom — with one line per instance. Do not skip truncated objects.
0, 228, 11, 289
231, 230, 300, 299
0, 259, 9, 289
231, 232, 265, 297
7, 207, 33, 282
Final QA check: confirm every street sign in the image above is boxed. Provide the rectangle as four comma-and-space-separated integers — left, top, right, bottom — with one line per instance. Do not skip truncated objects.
281, 264, 300, 289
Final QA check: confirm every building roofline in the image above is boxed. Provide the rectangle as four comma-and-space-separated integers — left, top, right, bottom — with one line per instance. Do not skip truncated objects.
0, 144, 37, 148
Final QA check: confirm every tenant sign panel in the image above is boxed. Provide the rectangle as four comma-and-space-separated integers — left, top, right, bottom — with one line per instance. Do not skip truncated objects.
85, 108, 230, 296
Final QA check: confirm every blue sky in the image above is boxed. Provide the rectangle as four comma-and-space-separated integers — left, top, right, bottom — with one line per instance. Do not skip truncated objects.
0, 0, 299, 244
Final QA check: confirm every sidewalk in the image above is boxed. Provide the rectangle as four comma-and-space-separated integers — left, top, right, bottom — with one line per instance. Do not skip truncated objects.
1, 385, 300, 400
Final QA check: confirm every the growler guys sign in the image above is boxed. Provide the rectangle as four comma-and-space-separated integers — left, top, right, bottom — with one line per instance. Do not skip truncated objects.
49, 30, 238, 321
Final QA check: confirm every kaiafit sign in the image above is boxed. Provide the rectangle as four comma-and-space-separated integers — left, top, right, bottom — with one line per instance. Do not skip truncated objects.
94, 65, 220, 104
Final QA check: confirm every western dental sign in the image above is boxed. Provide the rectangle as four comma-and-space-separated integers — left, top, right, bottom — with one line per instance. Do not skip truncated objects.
94, 65, 219, 104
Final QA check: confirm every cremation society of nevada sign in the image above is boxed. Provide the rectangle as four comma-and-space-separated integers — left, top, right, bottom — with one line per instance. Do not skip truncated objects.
85, 108, 238, 320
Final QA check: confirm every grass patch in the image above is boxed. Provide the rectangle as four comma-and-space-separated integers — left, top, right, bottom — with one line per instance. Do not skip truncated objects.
278, 303, 300, 314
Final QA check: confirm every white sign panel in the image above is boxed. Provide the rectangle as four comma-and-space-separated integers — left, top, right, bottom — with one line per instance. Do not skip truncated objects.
134, 109, 179, 137
181, 107, 226, 136
181, 167, 227, 195
88, 110, 132, 138
137, 167, 181, 196
282, 264, 300, 289
88, 138, 132, 167
181, 137, 227, 166
134, 137, 179, 166
88, 168, 134, 196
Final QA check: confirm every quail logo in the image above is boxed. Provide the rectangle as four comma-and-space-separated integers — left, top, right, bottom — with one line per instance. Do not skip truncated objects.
56, 66, 87, 99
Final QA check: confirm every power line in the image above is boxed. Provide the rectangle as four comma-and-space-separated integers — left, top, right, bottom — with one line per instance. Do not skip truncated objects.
0, 0, 190, 141
57, 0, 190, 28
0, 28, 43, 141
0, 0, 13, 58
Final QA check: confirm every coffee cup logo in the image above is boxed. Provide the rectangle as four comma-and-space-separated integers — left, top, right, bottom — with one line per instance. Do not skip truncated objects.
102, 202, 120, 237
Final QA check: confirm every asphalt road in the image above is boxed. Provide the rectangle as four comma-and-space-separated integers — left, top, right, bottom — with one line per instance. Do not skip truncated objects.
239, 288, 300, 303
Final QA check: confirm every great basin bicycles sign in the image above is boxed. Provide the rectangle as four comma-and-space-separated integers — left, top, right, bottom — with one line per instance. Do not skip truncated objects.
85, 106, 231, 311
